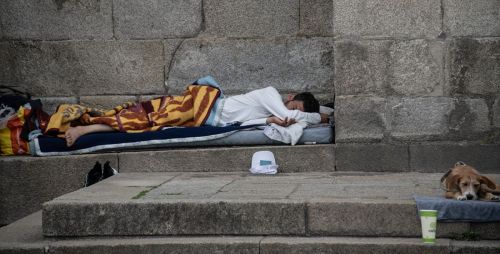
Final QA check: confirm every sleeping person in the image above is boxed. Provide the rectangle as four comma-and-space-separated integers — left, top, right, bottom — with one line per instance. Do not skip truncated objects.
45, 76, 327, 147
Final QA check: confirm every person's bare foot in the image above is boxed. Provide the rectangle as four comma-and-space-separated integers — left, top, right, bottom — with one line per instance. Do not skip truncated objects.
65, 126, 86, 147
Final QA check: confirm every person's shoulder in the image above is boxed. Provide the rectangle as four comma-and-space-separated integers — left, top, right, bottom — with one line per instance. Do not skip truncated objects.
247, 86, 281, 100
257, 86, 281, 98
261, 86, 279, 94
248, 86, 278, 94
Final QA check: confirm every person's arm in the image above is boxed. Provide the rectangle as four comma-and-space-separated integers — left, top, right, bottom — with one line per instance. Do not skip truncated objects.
240, 118, 267, 126
241, 116, 297, 127
320, 113, 330, 123
256, 87, 321, 125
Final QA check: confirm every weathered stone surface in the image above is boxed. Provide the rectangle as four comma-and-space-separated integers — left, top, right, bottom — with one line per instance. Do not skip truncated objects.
164, 39, 183, 90
261, 237, 450, 254
138, 95, 166, 102
0, 154, 118, 226
43, 200, 306, 236
114, 0, 202, 39
469, 222, 500, 240
300, 0, 333, 36
494, 98, 500, 128
451, 240, 500, 254
291, 172, 445, 200
444, 0, 500, 37
389, 97, 453, 140
448, 38, 500, 96
0, 212, 46, 250
203, 0, 299, 37
33, 97, 78, 115
6, 213, 481, 254
335, 39, 443, 96
58, 172, 452, 202
0, 212, 260, 254
0, 0, 112, 40
335, 143, 410, 172
448, 98, 491, 138
8, 213, 486, 254
390, 97, 490, 141
49, 237, 260, 254
118, 145, 335, 173
0, 246, 44, 253
0, 41, 164, 96
308, 200, 466, 237
79, 96, 138, 109
40, 172, 500, 237
167, 38, 334, 94
335, 96, 386, 142
333, 0, 441, 38
409, 144, 500, 173
308, 200, 467, 238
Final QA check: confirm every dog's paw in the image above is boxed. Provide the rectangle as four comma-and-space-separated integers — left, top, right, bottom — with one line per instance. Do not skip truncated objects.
457, 195, 467, 201
491, 195, 499, 201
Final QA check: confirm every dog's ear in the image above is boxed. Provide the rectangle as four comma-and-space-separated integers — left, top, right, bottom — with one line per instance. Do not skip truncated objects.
445, 173, 461, 192
440, 169, 452, 184
479, 175, 496, 190
455, 161, 466, 167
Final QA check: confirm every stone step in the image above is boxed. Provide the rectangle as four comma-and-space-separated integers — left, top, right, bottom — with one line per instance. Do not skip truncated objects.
0, 144, 333, 226
3, 142, 499, 227
42, 172, 500, 238
2, 212, 500, 254
117, 144, 335, 173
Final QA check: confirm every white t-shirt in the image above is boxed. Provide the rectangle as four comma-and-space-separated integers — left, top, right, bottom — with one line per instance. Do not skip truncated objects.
214, 86, 321, 126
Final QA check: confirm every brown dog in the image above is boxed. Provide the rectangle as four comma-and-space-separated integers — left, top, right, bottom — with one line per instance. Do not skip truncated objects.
441, 162, 500, 201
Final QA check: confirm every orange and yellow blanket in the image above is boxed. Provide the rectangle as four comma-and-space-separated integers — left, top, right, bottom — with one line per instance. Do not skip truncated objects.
45, 84, 221, 136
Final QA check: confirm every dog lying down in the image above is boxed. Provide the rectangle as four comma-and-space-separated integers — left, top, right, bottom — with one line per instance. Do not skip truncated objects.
441, 162, 500, 201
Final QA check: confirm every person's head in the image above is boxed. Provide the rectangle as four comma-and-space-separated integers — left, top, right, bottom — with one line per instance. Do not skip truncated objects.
285, 92, 320, 113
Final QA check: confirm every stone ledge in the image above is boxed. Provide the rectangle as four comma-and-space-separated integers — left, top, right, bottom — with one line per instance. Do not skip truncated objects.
0, 145, 333, 226
334, 143, 410, 172
335, 143, 500, 173
118, 145, 335, 173
2, 211, 500, 254
0, 154, 118, 226
409, 143, 500, 173
41, 172, 500, 238
2, 142, 499, 228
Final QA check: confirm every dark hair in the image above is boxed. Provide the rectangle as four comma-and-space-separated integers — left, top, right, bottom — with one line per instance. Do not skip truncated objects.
293, 92, 320, 113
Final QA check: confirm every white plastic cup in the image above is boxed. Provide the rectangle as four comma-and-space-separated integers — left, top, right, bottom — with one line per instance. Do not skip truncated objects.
419, 209, 437, 244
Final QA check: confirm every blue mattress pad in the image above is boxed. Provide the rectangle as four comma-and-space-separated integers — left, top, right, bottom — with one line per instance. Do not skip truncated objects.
30, 124, 333, 156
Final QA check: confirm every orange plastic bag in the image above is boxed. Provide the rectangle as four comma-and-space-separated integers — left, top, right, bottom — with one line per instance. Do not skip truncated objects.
0, 106, 30, 155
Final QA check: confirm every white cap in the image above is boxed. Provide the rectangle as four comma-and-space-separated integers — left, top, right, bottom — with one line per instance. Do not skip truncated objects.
250, 151, 278, 174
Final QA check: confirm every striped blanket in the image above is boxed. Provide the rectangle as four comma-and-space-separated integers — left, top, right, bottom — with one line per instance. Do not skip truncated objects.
45, 84, 221, 137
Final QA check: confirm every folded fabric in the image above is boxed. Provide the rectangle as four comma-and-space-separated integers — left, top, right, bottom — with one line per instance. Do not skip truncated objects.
414, 195, 500, 222
263, 122, 307, 145
320, 105, 334, 115
250, 165, 278, 174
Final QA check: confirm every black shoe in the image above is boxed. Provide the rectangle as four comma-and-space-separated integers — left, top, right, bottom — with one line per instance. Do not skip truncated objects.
85, 161, 103, 187
102, 161, 118, 180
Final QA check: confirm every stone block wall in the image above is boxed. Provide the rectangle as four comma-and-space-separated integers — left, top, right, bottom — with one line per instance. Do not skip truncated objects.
0, 0, 336, 113
332, 0, 500, 146
1, 0, 499, 146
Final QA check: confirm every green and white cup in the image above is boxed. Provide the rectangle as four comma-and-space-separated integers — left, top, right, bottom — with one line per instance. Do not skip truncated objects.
419, 209, 437, 244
